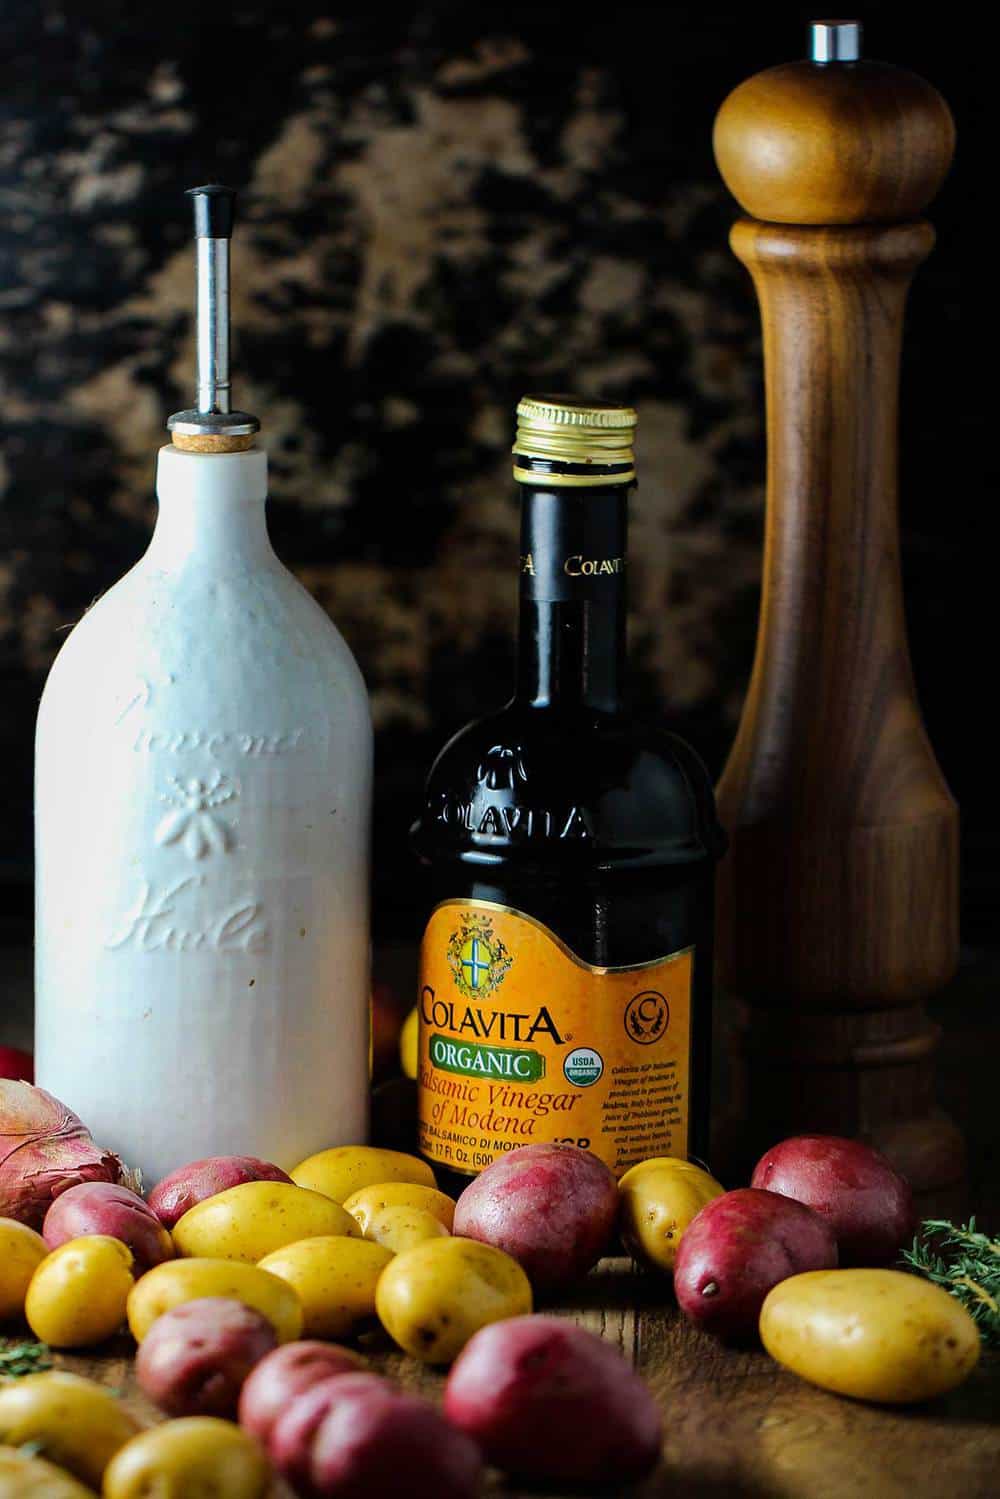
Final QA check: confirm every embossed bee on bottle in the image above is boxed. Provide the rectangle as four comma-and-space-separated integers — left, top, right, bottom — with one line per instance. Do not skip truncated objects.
154, 773, 239, 859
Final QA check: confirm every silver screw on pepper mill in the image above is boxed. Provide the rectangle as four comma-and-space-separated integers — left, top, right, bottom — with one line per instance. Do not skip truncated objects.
810, 18, 862, 63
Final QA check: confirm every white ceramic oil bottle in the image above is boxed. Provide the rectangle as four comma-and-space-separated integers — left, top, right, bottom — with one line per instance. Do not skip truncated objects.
34, 186, 372, 1184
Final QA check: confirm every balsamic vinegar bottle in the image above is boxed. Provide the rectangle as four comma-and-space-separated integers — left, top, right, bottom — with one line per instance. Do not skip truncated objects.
412, 396, 724, 1182
34, 187, 372, 1183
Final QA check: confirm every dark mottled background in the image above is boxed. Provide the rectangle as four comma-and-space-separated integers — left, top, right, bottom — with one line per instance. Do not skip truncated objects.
0, 2, 977, 943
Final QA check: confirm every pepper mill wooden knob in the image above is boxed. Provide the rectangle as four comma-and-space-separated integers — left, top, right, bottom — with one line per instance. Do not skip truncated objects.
712, 22, 962, 1210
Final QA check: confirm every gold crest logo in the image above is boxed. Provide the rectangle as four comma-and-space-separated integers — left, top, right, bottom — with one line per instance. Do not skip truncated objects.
446, 912, 513, 999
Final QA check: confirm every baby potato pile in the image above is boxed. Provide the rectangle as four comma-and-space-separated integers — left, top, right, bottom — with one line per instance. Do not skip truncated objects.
0, 1132, 986, 1498
0, 1142, 659, 1496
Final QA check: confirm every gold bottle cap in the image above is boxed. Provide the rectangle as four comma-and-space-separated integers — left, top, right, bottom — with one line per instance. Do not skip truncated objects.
513, 394, 638, 486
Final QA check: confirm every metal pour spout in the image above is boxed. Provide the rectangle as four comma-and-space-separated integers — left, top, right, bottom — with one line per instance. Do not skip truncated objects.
168, 184, 259, 447
193, 186, 233, 415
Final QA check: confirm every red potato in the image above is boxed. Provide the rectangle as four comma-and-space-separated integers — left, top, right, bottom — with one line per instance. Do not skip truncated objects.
135, 1296, 277, 1417
268, 1373, 361, 1493
307, 1373, 482, 1499
452, 1142, 618, 1293
147, 1156, 292, 1229
673, 1187, 838, 1341
42, 1181, 173, 1272
238, 1341, 366, 1446
0, 1046, 33, 1082
751, 1134, 915, 1266
444, 1315, 661, 1484
269, 1374, 378, 1493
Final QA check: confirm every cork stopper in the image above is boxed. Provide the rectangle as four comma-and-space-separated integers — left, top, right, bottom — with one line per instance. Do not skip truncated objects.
170, 431, 257, 453
713, 20, 955, 225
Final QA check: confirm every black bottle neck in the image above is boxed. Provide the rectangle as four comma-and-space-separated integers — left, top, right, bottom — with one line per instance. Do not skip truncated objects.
514, 480, 630, 714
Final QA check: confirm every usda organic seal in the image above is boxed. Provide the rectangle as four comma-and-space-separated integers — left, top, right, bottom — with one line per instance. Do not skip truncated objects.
563, 1046, 603, 1087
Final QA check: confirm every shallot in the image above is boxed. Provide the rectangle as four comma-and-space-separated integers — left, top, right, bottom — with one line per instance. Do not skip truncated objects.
0, 1081, 122, 1229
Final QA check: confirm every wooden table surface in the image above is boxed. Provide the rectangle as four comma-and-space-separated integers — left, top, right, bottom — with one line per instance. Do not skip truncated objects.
49, 1255, 996, 1499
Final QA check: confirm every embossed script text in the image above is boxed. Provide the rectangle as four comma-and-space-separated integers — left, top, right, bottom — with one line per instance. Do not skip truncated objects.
106, 877, 270, 954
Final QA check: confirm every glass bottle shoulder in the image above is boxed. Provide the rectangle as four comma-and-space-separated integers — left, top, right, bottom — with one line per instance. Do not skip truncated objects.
411, 701, 723, 871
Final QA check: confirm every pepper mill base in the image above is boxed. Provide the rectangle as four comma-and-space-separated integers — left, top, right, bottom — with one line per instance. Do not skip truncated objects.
712, 995, 967, 1216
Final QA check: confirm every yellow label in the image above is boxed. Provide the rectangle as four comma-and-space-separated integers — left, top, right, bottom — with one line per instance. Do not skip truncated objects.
417, 898, 693, 1178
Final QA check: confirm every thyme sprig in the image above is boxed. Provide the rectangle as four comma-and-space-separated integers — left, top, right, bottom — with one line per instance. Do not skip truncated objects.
0, 1339, 52, 1377
902, 1218, 1000, 1347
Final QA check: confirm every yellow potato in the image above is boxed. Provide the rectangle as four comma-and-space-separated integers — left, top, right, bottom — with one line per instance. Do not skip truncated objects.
127, 1257, 303, 1344
102, 1418, 269, 1499
25, 1236, 133, 1348
0, 1372, 139, 1488
400, 1006, 418, 1079
618, 1157, 725, 1272
292, 1145, 435, 1203
760, 1269, 981, 1403
376, 1235, 532, 1364
620, 1154, 720, 1184
0, 1218, 48, 1321
365, 1206, 450, 1255
0, 1445, 98, 1498
172, 1180, 358, 1262
344, 1182, 456, 1235
259, 1235, 394, 1340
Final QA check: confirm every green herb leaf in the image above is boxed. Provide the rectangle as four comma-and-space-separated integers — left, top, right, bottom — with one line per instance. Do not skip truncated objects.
0, 1338, 53, 1377
902, 1217, 1000, 1347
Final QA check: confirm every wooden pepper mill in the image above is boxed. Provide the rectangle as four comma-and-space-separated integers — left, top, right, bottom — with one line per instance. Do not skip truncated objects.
712, 21, 962, 1208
